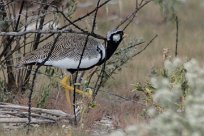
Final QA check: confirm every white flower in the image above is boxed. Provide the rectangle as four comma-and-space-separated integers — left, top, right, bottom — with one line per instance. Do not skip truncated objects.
173, 58, 182, 67
164, 60, 175, 75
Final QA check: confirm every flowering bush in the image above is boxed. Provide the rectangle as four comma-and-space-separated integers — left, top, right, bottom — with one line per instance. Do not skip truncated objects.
110, 58, 204, 136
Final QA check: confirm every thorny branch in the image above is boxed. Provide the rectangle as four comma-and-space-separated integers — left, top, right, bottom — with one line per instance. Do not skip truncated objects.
24, 0, 113, 46
27, 33, 61, 132
92, 0, 154, 101
72, 0, 101, 125
24, 0, 50, 94
175, 16, 179, 57
0, 29, 105, 40
116, 0, 152, 30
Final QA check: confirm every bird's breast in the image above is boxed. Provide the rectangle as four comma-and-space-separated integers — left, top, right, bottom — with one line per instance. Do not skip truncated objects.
44, 55, 101, 69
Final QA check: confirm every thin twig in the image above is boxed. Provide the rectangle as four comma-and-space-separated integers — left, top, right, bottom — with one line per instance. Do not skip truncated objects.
0, 29, 104, 40
115, 0, 152, 30
175, 16, 179, 57
29, 0, 112, 45
27, 33, 61, 128
72, 0, 101, 125
101, 90, 146, 106
102, 35, 158, 87
132, 35, 158, 57
24, 1, 50, 100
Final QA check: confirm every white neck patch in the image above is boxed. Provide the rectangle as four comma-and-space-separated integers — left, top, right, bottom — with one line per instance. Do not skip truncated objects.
112, 34, 121, 42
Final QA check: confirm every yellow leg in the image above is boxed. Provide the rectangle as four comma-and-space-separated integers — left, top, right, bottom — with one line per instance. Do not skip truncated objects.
60, 76, 73, 111
60, 76, 93, 111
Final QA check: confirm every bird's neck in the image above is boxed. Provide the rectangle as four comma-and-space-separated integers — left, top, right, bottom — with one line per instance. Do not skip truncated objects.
97, 40, 121, 66
105, 41, 120, 61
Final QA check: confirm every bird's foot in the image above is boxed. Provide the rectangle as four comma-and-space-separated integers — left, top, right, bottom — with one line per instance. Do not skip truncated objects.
60, 76, 93, 104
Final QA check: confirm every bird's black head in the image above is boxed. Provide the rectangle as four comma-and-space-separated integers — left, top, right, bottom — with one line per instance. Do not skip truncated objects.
107, 30, 125, 44
99, 29, 126, 64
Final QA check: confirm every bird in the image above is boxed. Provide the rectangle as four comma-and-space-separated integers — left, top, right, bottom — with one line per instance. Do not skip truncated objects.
19, 29, 126, 111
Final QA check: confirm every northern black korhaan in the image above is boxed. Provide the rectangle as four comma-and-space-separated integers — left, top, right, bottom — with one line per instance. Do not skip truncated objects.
20, 29, 126, 111
20, 30, 125, 72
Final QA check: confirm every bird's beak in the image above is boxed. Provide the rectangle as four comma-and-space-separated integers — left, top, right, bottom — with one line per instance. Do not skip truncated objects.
123, 33, 128, 38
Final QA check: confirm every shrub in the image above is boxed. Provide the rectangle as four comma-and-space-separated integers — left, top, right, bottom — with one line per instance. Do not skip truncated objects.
110, 58, 204, 136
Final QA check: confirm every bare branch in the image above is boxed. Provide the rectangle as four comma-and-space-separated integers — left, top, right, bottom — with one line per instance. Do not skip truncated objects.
0, 28, 106, 40
116, 0, 153, 30
175, 16, 179, 57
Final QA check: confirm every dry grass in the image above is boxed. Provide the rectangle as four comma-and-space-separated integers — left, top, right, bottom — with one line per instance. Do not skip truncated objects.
1, 0, 204, 135
0, 125, 90, 136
